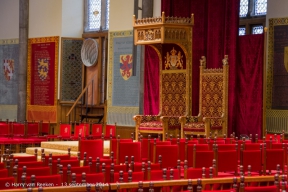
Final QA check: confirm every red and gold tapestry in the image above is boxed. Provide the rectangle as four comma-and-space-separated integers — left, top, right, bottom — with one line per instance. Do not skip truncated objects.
27, 36, 59, 123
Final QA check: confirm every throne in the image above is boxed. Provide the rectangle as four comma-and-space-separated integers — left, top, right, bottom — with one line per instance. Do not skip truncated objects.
180, 55, 229, 138
133, 12, 194, 141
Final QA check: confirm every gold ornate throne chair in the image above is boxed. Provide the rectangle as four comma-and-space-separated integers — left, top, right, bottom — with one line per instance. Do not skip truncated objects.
133, 12, 194, 141
180, 55, 229, 138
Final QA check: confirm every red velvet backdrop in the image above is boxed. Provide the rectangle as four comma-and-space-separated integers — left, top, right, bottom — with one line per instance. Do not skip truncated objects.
144, 46, 160, 115
143, 1, 264, 136
236, 34, 264, 137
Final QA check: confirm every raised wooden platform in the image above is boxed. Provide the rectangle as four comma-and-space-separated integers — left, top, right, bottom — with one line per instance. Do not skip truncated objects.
25, 140, 110, 157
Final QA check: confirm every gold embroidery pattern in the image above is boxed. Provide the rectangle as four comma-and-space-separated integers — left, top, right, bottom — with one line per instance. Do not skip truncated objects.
162, 73, 186, 116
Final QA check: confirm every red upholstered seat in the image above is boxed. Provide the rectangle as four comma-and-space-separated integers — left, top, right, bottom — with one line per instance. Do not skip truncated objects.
26, 121, 40, 137
193, 150, 214, 168
113, 171, 145, 182
44, 154, 71, 165
118, 142, 141, 164
13, 155, 37, 162
64, 165, 91, 183
79, 139, 104, 160
0, 169, 8, 178
105, 123, 116, 139
0, 122, 11, 138
264, 148, 285, 174
89, 123, 103, 139
75, 172, 105, 184
51, 159, 80, 174
216, 144, 238, 151
110, 138, 133, 162
186, 144, 210, 168
241, 150, 262, 176
25, 174, 62, 187
57, 122, 72, 140
215, 150, 238, 177
150, 140, 171, 163
0, 177, 16, 189
17, 166, 51, 183
155, 145, 178, 169
243, 185, 277, 192
71, 122, 89, 140
185, 167, 214, 179
11, 122, 25, 137
103, 164, 127, 183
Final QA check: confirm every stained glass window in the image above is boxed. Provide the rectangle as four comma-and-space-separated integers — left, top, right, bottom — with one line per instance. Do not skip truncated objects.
240, 0, 249, 17
239, 27, 246, 36
85, 0, 110, 32
252, 25, 264, 34
255, 0, 267, 16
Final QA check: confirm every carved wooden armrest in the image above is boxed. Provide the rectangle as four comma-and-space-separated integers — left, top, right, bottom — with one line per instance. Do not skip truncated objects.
179, 115, 202, 124
203, 113, 225, 123
133, 115, 161, 124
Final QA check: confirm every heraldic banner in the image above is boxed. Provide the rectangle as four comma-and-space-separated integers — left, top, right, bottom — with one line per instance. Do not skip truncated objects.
27, 36, 59, 123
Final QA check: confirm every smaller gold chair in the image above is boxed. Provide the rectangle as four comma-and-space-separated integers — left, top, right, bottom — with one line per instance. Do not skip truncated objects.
180, 55, 229, 138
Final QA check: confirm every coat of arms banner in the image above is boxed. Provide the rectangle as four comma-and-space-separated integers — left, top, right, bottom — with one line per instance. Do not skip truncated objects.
27, 36, 59, 123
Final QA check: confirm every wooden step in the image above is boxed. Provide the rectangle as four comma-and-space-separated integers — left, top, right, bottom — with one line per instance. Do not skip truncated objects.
79, 113, 104, 122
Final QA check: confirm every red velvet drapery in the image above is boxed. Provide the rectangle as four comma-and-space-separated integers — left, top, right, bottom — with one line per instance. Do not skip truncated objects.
236, 34, 264, 137
144, 46, 160, 115
143, 1, 264, 136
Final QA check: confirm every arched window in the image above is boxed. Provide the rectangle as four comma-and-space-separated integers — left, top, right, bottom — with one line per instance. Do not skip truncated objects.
239, 0, 267, 35
84, 0, 110, 32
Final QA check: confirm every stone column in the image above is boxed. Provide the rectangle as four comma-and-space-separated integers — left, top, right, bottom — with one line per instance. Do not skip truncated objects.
18, 0, 29, 122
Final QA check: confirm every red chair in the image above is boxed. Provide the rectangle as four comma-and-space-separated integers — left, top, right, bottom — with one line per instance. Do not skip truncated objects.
26, 121, 40, 137
40, 121, 58, 140
25, 174, 62, 187
57, 122, 72, 140
89, 123, 103, 139
243, 186, 278, 192
150, 139, 171, 163
13, 155, 37, 162
71, 122, 89, 140
15, 166, 51, 183
0, 121, 11, 138
214, 147, 238, 177
104, 123, 116, 139
241, 149, 263, 176
110, 137, 133, 162
193, 148, 214, 169
102, 163, 127, 183
113, 170, 145, 182
79, 139, 104, 160
0, 177, 15, 189
0, 169, 8, 178
74, 172, 105, 184
11, 121, 25, 138
65, 165, 91, 183
117, 142, 141, 164
264, 147, 285, 174
155, 145, 178, 169
186, 144, 210, 168
51, 159, 80, 174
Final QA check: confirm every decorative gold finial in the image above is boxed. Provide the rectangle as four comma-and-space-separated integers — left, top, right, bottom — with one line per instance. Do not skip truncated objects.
222, 55, 228, 65
200, 56, 206, 67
